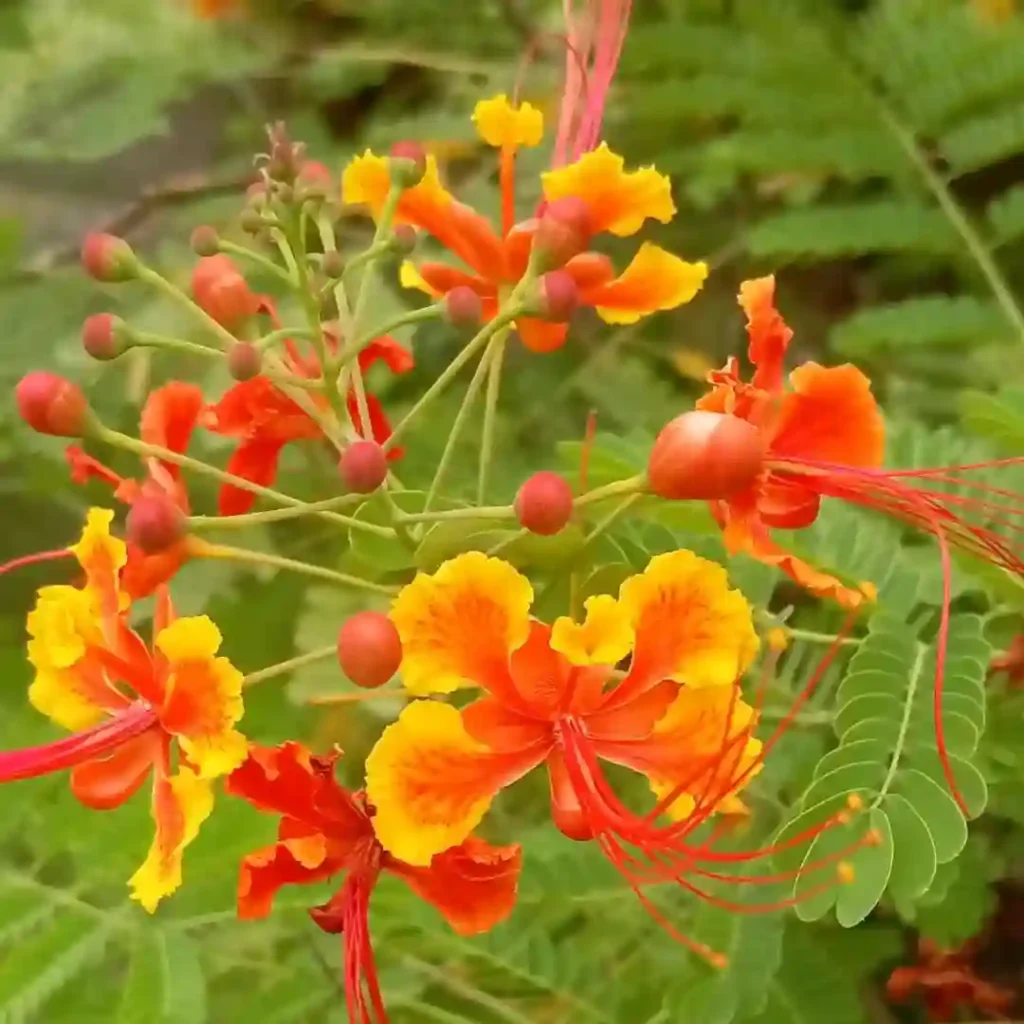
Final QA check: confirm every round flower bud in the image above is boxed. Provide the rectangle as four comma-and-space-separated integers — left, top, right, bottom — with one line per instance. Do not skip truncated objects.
82, 313, 130, 361
535, 270, 578, 322
647, 411, 764, 501
227, 341, 263, 381
444, 285, 483, 328
337, 611, 403, 689
16, 372, 91, 438
389, 141, 427, 188
190, 225, 220, 257
514, 471, 574, 536
297, 160, 332, 201
390, 224, 418, 256
246, 180, 269, 208
321, 250, 344, 279
192, 255, 260, 329
239, 208, 267, 235
81, 233, 138, 283
533, 196, 591, 270
126, 494, 186, 555
339, 441, 388, 494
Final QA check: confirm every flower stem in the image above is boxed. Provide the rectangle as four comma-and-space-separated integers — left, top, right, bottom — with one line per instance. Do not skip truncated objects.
486, 527, 529, 557
582, 493, 642, 548
136, 265, 238, 348
192, 540, 397, 594
353, 184, 403, 334
255, 326, 317, 350
243, 645, 337, 687
398, 505, 516, 525
217, 240, 294, 286
477, 328, 509, 505
574, 475, 647, 507
336, 305, 442, 371
188, 496, 363, 531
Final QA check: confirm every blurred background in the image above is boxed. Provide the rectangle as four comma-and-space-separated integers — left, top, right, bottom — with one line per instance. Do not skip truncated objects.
2, 0, 1024, 1020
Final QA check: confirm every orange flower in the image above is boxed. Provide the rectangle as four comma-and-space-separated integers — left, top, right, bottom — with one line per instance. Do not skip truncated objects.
342, 96, 707, 353
365, 550, 853, 961
204, 316, 413, 515
228, 742, 521, 1023
0, 509, 246, 911
66, 382, 203, 596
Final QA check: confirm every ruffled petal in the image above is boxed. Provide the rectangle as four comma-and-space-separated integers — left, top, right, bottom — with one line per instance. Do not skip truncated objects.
738, 276, 793, 393
140, 383, 204, 469
551, 594, 634, 667
580, 244, 708, 325
473, 95, 543, 149
389, 553, 533, 697
366, 701, 547, 866
65, 446, 125, 492
237, 832, 340, 920
390, 835, 522, 935
70, 508, 127, 617
508, 621, 572, 713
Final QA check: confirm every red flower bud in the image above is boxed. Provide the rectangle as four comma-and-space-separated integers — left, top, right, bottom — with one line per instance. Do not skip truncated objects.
81, 233, 138, 283
337, 611, 403, 689
647, 411, 764, 501
391, 224, 418, 256
533, 197, 591, 270
515, 471, 574, 535
81, 313, 130, 361
444, 286, 483, 328
535, 270, 578, 322
190, 225, 221, 257
126, 494, 186, 555
390, 141, 427, 187
339, 440, 388, 494
16, 372, 91, 438
192, 255, 260, 329
227, 341, 263, 381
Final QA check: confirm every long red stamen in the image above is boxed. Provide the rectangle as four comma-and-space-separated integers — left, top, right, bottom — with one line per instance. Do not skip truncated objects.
0, 548, 72, 579
341, 874, 389, 1024
0, 702, 158, 782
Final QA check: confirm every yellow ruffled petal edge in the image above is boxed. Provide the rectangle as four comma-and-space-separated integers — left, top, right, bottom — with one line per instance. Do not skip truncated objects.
472, 94, 543, 149
550, 594, 634, 667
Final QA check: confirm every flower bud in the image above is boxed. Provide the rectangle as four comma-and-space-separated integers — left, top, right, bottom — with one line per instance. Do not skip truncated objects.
339, 440, 388, 494
444, 285, 483, 328
321, 250, 344, 279
337, 611, 403, 689
533, 197, 591, 270
239, 208, 267, 235
246, 180, 269, 208
81, 233, 138, 283
534, 270, 578, 322
389, 141, 427, 188
390, 224, 418, 256
192, 255, 260, 329
82, 313, 130, 361
265, 122, 304, 184
126, 494, 186, 555
227, 341, 263, 381
297, 160, 332, 201
190, 225, 220, 257
514, 471, 574, 536
16, 372, 92, 438
647, 411, 764, 501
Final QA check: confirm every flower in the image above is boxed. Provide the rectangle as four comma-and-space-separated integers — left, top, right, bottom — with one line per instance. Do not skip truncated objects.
342, 96, 707, 353
0, 509, 246, 911
227, 741, 521, 1023
204, 322, 413, 515
66, 382, 203, 596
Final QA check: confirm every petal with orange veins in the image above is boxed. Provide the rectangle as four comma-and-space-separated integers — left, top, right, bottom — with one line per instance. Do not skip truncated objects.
462, 697, 552, 751
237, 832, 338, 920
541, 144, 675, 237
516, 317, 570, 353
771, 362, 885, 469
738, 276, 792, 393
551, 595, 634, 667
609, 550, 758, 704
365, 701, 547, 866
156, 616, 247, 779
389, 552, 533, 697
390, 835, 522, 935
473, 94, 544, 149
508, 621, 572, 714
581, 244, 708, 325
140, 382, 204, 466
129, 767, 214, 913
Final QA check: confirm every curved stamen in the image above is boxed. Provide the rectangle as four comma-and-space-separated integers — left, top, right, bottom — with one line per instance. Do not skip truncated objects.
0, 548, 72, 579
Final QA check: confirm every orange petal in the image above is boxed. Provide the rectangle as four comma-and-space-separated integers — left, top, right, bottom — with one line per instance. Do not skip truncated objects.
580, 244, 708, 325
472, 95, 543, 149
516, 317, 570, 353
156, 616, 247, 779
70, 507, 127, 617
365, 701, 547, 866
390, 835, 522, 935
508, 621, 572, 714
70, 729, 159, 810
389, 552, 533, 697
218, 438, 287, 516
121, 541, 190, 599
462, 697, 552, 751
400, 261, 492, 299
738, 276, 792, 393
129, 767, 214, 912
140, 382, 204, 468
541, 144, 675, 237
564, 252, 616, 289
237, 832, 339, 920
771, 362, 885, 469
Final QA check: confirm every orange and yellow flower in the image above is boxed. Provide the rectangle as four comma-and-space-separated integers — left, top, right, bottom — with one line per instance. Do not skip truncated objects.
228, 742, 521, 1023
342, 95, 707, 353
2, 509, 246, 911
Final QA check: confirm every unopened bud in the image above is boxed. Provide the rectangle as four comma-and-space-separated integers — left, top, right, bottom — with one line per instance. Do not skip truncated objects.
227, 341, 263, 381
533, 196, 591, 270
534, 270, 578, 322
321, 250, 344, 279
190, 225, 221, 257
16, 372, 92, 438
337, 611, 403, 689
390, 141, 427, 188
192, 255, 260, 329
81, 233, 138, 283
390, 224, 418, 256
239, 208, 267, 235
514, 471, 574, 536
265, 122, 304, 184
82, 313, 130, 361
297, 160, 332, 201
339, 441, 388, 494
126, 494, 186, 555
246, 180, 269, 209
444, 285, 483, 328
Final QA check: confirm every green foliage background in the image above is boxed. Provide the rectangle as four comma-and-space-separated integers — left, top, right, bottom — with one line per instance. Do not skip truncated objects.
1, 0, 1024, 1020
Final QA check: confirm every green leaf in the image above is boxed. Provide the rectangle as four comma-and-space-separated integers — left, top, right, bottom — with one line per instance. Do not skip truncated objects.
883, 792, 937, 901
892, 769, 968, 864
835, 808, 893, 927
154, 931, 207, 1024
960, 389, 1024, 452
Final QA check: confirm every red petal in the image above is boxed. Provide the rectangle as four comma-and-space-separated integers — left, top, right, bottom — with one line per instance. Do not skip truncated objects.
140, 383, 204, 467
218, 438, 286, 516
65, 446, 125, 491
358, 336, 415, 375
70, 729, 160, 810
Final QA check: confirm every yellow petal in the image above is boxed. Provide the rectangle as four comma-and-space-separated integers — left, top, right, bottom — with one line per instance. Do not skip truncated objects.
342, 150, 453, 229
399, 260, 441, 297
156, 615, 222, 662
472, 94, 544, 149
341, 150, 392, 214
28, 668, 106, 732
550, 595, 634, 667
589, 245, 708, 325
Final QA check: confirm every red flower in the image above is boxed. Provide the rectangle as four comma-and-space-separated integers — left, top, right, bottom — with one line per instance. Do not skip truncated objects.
227, 742, 521, 1024
66, 382, 203, 596
204, 326, 413, 516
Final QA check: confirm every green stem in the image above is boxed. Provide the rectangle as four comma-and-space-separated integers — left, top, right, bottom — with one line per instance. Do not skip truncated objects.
217, 240, 294, 286
347, 359, 374, 447
244, 645, 338, 687
343, 240, 392, 279
398, 505, 515, 525
255, 326, 316, 350
871, 644, 925, 809
352, 185, 404, 334
194, 540, 397, 594
477, 328, 509, 505
574, 475, 647, 508
131, 333, 219, 357
582, 493, 642, 548
785, 628, 862, 648
188, 496, 362, 531
99, 428, 394, 537
317, 214, 355, 339
136, 266, 238, 348
485, 527, 529, 557
336, 305, 442, 371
